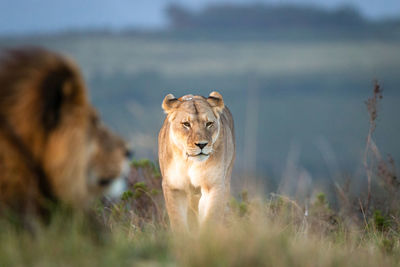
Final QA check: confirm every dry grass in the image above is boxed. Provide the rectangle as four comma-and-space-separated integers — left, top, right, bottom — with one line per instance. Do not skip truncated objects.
1, 190, 399, 267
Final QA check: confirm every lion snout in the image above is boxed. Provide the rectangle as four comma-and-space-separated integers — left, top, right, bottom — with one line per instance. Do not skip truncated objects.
195, 142, 208, 149
186, 141, 213, 157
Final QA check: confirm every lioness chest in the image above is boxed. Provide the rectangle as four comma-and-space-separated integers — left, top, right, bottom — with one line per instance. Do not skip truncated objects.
165, 157, 225, 190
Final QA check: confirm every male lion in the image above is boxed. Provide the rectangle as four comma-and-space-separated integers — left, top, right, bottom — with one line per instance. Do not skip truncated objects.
158, 92, 235, 232
0, 48, 131, 221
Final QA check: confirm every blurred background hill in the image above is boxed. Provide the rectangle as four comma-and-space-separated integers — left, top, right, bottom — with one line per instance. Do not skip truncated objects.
0, 0, 399, 195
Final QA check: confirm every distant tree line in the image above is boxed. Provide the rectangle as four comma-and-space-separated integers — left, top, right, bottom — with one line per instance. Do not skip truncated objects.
165, 3, 393, 31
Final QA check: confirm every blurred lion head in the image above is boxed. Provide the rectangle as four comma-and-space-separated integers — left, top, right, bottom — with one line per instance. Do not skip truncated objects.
0, 48, 131, 218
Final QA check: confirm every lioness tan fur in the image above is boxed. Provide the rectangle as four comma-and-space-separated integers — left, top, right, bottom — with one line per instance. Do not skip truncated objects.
0, 47, 131, 220
158, 92, 235, 232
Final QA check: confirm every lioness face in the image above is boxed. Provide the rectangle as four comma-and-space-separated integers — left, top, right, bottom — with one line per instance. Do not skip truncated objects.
162, 92, 225, 162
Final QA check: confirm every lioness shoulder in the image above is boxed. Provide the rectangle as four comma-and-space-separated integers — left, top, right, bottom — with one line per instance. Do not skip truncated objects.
158, 92, 235, 232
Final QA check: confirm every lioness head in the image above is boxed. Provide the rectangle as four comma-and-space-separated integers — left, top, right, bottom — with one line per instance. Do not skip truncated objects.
162, 92, 224, 162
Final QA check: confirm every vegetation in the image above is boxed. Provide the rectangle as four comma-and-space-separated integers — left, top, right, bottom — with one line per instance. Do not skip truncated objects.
167, 4, 366, 30
165, 3, 400, 41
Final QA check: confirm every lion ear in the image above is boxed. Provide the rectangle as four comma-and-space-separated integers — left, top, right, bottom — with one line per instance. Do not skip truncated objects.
207, 91, 224, 114
41, 65, 81, 131
162, 94, 180, 114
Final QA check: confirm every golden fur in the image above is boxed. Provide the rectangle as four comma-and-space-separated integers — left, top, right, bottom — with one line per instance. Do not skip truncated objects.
158, 92, 235, 232
0, 47, 130, 220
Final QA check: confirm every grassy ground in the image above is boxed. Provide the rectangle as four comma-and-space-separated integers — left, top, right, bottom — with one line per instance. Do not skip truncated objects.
0, 167, 399, 266
0, 187, 399, 266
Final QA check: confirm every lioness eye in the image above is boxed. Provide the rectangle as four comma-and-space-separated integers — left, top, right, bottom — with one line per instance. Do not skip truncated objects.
206, 121, 214, 128
182, 122, 191, 128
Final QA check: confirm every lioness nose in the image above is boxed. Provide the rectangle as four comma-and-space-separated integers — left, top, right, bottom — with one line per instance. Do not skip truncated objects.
195, 142, 208, 149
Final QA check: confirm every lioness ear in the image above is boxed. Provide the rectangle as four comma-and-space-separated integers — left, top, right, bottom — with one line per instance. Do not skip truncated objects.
207, 91, 224, 114
162, 94, 180, 114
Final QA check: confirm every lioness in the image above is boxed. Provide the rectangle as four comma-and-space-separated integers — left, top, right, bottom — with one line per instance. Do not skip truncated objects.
158, 92, 235, 232
0, 48, 131, 221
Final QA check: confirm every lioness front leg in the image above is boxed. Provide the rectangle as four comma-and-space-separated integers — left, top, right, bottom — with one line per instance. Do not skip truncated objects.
198, 185, 225, 227
162, 183, 189, 232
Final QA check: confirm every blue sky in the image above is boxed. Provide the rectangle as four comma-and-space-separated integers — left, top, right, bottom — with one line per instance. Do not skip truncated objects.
0, 0, 399, 35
